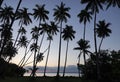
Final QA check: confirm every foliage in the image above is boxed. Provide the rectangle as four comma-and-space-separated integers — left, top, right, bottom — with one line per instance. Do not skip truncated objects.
78, 50, 120, 81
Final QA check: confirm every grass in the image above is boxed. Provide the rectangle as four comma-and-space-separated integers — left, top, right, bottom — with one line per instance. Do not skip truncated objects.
0, 76, 96, 82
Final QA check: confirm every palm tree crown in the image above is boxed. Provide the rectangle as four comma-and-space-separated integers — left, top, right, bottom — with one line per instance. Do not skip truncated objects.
81, 0, 104, 13
74, 39, 90, 52
33, 4, 49, 22
106, 0, 120, 9
53, 2, 71, 23
16, 7, 32, 26
0, 5, 14, 24
62, 25, 76, 41
77, 9, 92, 24
96, 20, 112, 38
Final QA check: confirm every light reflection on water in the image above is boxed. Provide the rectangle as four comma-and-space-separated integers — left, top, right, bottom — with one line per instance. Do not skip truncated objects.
24, 72, 79, 77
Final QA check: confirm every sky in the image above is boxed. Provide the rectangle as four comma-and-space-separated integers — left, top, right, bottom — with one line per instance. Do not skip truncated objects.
2, 0, 120, 67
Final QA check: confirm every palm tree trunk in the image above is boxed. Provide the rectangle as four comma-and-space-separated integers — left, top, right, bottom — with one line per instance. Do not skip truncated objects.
9, 0, 22, 29
83, 23, 86, 40
94, 10, 100, 80
38, 32, 45, 54
63, 40, 69, 77
14, 24, 22, 47
0, 0, 3, 7
98, 37, 104, 53
32, 39, 38, 77
44, 40, 51, 77
57, 21, 62, 77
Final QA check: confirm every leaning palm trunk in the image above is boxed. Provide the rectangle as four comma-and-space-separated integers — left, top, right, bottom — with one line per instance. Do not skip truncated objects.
44, 40, 51, 76
18, 38, 32, 66
57, 21, 62, 77
63, 40, 69, 77
38, 32, 45, 54
14, 24, 22, 47
9, 0, 22, 29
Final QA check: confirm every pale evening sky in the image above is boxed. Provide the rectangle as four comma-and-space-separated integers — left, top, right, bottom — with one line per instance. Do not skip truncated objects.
2, 0, 120, 67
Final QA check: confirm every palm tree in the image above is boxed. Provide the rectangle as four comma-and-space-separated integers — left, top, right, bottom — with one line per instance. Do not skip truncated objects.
80, 0, 104, 79
30, 26, 40, 77
43, 21, 59, 76
33, 4, 49, 27
30, 42, 39, 77
74, 39, 90, 77
96, 20, 112, 52
0, 5, 14, 24
77, 9, 92, 40
53, 2, 71, 77
0, 24, 12, 58
74, 39, 90, 65
106, 0, 120, 9
62, 25, 75, 77
14, 7, 32, 46
17, 35, 28, 48
37, 23, 50, 55
43, 35, 53, 77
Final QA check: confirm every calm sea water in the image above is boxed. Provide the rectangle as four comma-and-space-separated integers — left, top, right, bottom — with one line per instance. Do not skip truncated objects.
24, 72, 79, 77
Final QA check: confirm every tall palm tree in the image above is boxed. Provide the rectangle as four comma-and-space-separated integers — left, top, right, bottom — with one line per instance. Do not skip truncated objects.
14, 7, 32, 46
77, 9, 92, 40
37, 23, 50, 55
106, 0, 120, 9
74, 39, 90, 77
30, 26, 40, 77
62, 25, 75, 77
96, 20, 112, 52
33, 5, 49, 69
43, 21, 59, 76
43, 35, 53, 77
80, 0, 104, 79
53, 2, 71, 77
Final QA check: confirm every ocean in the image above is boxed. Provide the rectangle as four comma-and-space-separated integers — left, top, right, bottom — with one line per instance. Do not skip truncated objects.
24, 72, 79, 77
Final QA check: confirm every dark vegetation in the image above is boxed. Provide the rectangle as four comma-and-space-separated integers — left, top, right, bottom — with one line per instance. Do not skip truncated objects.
0, 0, 120, 82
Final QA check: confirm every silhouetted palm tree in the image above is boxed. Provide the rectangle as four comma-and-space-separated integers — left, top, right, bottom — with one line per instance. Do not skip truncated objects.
17, 35, 28, 48
62, 25, 75, 77
106, 0, 120, 9
53, 2, 71, 77
14, 7, 32, 46
0, 5, 14, 24
96, 20, 112, 52
30, 26, 40, 77
43, 21, 59, 76
37, 23, 50, 55
74, 39, 90, 66
0, 24, 12, 58
77, 9, 92, 40
80, 0, 104, 79
74, 39, 90, 77
33, 4, 49, 27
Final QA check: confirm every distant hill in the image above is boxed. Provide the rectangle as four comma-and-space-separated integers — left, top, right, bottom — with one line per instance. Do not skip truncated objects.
25, 65, 78, 73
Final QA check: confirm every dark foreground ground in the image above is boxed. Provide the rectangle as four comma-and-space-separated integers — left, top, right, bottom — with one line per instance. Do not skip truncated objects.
0, 76, 96, 82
